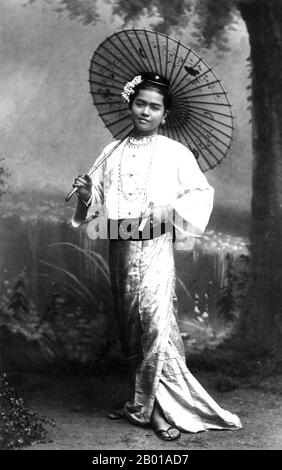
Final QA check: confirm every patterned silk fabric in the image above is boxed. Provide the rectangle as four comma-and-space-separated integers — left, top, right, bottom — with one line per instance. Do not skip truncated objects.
109, 233, 242, 432
72, 135, 241, 432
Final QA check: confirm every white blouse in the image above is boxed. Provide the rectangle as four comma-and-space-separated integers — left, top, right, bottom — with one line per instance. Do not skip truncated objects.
73, 135, 214, 250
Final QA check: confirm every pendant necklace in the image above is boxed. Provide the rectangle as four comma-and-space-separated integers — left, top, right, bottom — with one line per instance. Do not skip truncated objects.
117, 134, 157, 237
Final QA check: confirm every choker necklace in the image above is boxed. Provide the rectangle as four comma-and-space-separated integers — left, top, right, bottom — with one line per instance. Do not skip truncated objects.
127, 134, 157, 149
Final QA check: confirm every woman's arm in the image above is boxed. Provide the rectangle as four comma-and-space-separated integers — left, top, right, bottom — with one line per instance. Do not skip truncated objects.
168, 146, 214, 250
71, 174, 93, 227
71, 169, 104, 228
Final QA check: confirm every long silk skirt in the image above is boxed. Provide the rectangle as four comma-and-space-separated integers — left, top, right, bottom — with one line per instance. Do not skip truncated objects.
109, 233, 242, 432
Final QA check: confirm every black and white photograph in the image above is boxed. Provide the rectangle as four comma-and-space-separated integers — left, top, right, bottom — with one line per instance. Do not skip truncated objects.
0, 0, 281, 455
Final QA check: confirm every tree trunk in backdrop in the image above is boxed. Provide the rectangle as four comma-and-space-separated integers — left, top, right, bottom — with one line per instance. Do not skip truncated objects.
238, 0, 282, 358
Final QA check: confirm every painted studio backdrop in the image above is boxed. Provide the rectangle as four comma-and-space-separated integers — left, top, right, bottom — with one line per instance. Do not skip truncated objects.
0, 0, 253, 370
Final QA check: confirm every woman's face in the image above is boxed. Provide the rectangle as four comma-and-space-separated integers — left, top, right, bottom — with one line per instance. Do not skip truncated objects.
130, 88, 167, 136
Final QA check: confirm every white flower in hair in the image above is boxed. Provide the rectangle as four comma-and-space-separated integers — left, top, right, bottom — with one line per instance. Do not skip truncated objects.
121, 75, 143, 103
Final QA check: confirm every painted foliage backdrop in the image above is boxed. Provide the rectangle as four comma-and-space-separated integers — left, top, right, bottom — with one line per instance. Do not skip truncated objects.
0, 0, 252, 369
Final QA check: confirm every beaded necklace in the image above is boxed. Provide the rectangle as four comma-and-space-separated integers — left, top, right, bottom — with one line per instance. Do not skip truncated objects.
117, 134, 157, 237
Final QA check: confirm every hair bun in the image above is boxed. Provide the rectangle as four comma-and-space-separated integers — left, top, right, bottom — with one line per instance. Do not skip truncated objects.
140, 72, 169, 87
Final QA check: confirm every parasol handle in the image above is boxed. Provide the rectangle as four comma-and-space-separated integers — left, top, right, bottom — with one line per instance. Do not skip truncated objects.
65, 186, 78, 202
65, 132, 131, 203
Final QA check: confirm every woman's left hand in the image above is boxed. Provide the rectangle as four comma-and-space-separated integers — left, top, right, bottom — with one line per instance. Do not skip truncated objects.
141, 203, 173, 227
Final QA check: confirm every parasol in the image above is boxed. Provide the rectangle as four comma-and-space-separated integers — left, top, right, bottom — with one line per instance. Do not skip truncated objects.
89, 28, 234, 173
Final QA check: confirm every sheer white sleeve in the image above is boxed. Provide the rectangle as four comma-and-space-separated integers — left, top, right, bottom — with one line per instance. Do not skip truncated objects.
70, 147, 108, 228
172, 147, 214, 248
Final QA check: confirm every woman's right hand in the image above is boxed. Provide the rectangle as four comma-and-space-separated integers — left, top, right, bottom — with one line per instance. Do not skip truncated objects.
72, 174, 92, 202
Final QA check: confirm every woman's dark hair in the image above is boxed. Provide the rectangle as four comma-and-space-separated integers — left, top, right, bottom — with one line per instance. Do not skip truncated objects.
129, 72, 171, 111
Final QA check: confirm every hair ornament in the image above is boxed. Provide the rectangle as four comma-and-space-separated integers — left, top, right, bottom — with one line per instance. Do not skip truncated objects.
121, 75, 143, 103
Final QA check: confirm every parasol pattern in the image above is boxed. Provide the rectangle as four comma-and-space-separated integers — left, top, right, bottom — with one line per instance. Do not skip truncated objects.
89, 29, 234, 172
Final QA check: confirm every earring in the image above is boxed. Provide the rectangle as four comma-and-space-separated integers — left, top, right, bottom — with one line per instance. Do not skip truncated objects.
161, 118, 166, 125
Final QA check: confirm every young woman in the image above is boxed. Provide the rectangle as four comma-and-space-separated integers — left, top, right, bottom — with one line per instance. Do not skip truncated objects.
71, 72, 242, 441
